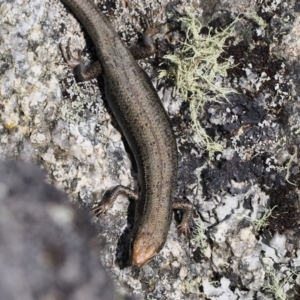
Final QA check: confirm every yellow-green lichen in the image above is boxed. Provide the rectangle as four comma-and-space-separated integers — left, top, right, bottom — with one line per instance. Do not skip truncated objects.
243, 11, 268, 29
191, 216, 208, 252
249, 205, 277, 232
263, 267, 297, 300
60, 81, 99, 124
276, 145, 297, 186
180, 275, 202, 296
159, 10, 238, 157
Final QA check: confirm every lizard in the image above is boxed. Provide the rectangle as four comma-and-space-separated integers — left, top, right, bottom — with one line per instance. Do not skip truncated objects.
60, 0, 193, 267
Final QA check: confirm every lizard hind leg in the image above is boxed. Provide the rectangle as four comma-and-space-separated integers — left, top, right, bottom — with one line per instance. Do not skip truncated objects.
60, 38, 102, 81
128, 7, 164, 60
92, 185, 138, 217
172, 200, 193, 237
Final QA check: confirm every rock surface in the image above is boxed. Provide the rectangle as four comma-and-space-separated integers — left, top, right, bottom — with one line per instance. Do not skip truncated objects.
0, 161, 118, 300
1, 0, 300, 299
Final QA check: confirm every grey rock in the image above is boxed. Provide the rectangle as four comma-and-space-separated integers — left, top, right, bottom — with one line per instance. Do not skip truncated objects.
0, 160, 117, 300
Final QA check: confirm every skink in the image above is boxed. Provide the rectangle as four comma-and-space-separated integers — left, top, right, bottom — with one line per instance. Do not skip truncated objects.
60, 0, 192, 267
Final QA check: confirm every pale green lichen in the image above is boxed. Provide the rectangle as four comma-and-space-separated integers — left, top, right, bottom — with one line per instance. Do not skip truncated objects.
60, 81, 99, 124
243, 11, 268, 29
180, 275, 202, 296
191, 216, 208, 252
250, 206, 277, 232
276, 144, 297, 186
159, 10, 238, 157
263, 267, 297, 300
283, 145, 297, 186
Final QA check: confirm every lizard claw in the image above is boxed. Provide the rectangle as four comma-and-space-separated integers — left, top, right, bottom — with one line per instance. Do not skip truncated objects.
60, 38, 83, 68
177, 221, 191, 238
140, 9, 161, 35
60, 38, 102, 81
91, 203, 110, 218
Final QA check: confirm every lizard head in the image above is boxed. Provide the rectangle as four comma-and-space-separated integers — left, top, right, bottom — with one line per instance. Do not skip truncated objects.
131, 232, 160, 267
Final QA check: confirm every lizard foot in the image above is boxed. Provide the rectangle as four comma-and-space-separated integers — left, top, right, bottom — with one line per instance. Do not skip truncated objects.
60, 38, 102, 81
91, 185, 138, 218
177, 221, 191, 238
173, 199, 193, 238
128, 7, 165, 59
60, 38, 83, 68
91, 202, 110, 217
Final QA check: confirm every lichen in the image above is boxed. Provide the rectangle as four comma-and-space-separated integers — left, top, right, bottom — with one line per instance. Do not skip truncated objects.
262, 267, 297, 300
191, 216, 208, 252
159, 10, 238, 157
243, 11, 268, 29
249, 205, 277, 232
180, 275, 202, 296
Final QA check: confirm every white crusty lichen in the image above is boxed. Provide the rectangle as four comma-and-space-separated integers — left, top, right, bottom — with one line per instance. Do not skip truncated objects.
60, 79, 102, 125
258, 0, 282, 13
159, 10, 238, 157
